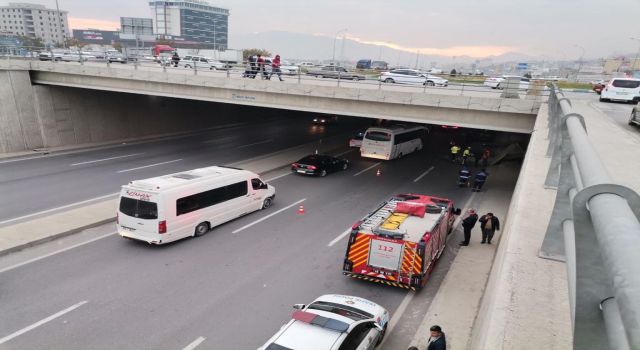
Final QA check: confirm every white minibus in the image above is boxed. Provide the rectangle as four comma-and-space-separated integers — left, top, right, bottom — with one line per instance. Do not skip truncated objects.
360, 125, 428, 160
117, 166, 275, 244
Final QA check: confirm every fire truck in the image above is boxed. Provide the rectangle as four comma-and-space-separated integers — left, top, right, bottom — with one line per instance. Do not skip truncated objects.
343, 194, 461, 290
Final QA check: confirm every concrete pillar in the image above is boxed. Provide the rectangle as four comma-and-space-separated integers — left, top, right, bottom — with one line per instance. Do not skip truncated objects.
0, 70, 44, 152
500, 76, 521, 99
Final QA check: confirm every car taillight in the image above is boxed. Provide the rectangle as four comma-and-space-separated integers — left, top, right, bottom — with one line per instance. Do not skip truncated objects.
292, 163, 299, 168
308, 165, 317, 170
159, 220, 167, 234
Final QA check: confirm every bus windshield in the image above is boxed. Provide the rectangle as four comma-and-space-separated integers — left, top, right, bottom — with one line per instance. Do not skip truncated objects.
364, 131, 391, 142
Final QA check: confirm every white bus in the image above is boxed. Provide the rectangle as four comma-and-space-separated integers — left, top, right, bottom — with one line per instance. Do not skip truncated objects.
117, 166, 276, 245
360, 125, 428, 160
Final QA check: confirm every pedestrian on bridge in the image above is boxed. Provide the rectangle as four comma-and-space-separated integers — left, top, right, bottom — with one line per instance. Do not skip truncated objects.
427, 325, 446, 350
472, 169, 488, 192
269, 54, 284, 81
479, 212, 500, 244
459, 209, 478, 246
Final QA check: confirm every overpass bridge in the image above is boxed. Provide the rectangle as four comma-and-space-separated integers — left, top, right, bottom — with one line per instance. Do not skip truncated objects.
0, 59, 541, 153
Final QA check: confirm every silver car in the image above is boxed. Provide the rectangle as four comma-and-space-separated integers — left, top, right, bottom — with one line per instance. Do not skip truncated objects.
630, 102, 640, 127
308, 66, 366, 81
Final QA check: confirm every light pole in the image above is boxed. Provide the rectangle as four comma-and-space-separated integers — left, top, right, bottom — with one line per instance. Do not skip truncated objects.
630, 37, 640, 72
332, 28, 347, 64
54, 0, 65, 48
574, 45, 585, 82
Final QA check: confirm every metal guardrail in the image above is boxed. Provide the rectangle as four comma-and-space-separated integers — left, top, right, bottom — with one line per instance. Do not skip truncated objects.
540, 86, 640, 350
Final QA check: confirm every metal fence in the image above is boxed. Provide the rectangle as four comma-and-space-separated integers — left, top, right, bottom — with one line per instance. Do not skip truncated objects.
0, 45, 550, 102
540, 86, 640, 350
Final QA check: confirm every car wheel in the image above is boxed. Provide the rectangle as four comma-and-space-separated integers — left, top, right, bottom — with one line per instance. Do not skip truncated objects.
384, 78, 394, 83
185, 64, 191, 69
600, 97, 608, 103
426, 81, 435, 86
353, 76, 360, 81
262, 197, 273, 209
320, 170, 327, 177
342, 162, 348, 170
194, 222, 210, 237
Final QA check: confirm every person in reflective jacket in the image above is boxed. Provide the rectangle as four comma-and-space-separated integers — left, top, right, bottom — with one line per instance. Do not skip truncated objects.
472, 169, 488, 192
458, 166, 471, 187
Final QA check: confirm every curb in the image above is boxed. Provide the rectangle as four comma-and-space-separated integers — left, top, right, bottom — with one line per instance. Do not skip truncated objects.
0, 217, 116, 257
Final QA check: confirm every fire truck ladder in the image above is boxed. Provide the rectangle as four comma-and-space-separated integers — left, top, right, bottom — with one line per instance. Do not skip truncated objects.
360, 199, 400, 232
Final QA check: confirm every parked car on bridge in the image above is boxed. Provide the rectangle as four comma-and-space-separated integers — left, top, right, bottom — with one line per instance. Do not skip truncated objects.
356, 59, 389, 70
179, 56, 226, 70
483, 75, 530, 90
107, 52, 127, 63
291, 154, 349, 177
629, 102, 640, 126
280, 61, 300, 75
379, 69, 448, 86
258, 294, 389, 350
38, 51, 63, 61
599, 78, 640, 103
307, 66, 366, 81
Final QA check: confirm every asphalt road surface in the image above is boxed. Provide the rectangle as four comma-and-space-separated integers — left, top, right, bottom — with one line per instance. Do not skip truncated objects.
0, 117, 366, 224
0, 129, 521, 349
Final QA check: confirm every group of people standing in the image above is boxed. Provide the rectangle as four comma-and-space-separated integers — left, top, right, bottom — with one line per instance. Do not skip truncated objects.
460, 210, 500, 246
244, 54, 284, 81
458, 166, 489, 192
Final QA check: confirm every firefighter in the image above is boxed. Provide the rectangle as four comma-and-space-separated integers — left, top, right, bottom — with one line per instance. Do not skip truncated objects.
450, 144, 461, 162
458, 166, 471, 187
472, 169, 489, 192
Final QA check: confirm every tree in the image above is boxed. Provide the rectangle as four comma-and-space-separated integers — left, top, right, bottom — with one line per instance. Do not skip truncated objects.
243, 48, 271, 60
449, 68, 457, 76
17, 35, 44, 49
65, 38, 86, 49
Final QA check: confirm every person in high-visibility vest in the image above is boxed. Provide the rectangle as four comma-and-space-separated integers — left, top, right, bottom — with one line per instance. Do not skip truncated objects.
450, 144, 461, 162
462, 146, 472, 164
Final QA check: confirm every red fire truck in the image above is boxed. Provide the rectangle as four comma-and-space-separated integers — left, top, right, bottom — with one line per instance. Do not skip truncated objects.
343, 194, 460, 290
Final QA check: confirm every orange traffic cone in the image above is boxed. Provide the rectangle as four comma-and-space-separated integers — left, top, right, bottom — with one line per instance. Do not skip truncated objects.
376, 169, 381, 176
298, 205, 305, 214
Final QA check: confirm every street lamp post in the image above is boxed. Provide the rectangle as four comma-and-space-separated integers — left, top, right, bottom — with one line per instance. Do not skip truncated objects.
574, 45, 585, 82
630, 37, 640, 72
332, 28, 347, 65
54, 0, 66, 48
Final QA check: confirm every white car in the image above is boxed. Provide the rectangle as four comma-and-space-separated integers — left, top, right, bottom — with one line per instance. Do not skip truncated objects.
280, 61, 300, 75
297, 62, 316, 68
600, 78, 640, 103
379, 69, 448, 86
179, 56, 226, 70
483, 75, 530, 90
349, 132, 365, 148
258, 294, 389, 350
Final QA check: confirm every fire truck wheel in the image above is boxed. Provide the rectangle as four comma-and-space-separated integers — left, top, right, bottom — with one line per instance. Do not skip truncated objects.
194, 222, 210, 237
262, 197, 273, 209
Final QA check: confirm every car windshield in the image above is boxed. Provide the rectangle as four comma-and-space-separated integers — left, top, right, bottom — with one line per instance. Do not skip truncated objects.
364, 131, 391, 142
119, 197, 158, 220
306, 301, 373, 321
611, 80, 640, 89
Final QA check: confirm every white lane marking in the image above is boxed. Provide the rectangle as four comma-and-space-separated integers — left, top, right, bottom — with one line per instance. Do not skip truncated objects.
353, 162, 381, 177
0, 300, 88, 345
328, 228, 352, 247
378, 291, 415, 348
181, 336, 206, 350
264, 172, 292, 182
334, 149, 356, 157
413, 166, 435, 182
232, 198, 306, 234
70, 153, 144, 166
0, 155, 49, 164
116, 159, 183, 173
0, 232, 116, 274
202, 136, 237, 144
0, 193, 119, 226
237, 139, 273, 148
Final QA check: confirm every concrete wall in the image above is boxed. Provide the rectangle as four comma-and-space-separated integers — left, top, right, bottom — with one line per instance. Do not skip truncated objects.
0, 70, 44, 152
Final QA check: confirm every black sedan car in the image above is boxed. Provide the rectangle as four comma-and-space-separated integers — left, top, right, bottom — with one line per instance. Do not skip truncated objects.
291, 154, 349, 177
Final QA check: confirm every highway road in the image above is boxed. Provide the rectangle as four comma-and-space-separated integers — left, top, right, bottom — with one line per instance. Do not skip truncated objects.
0, 116, 366, 224
563, 91, 640, 140
0, 126, 521, 349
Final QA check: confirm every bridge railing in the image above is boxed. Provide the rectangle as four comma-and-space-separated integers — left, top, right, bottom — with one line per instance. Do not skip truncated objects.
0, 45, 550, 102
540, 86, 640, 349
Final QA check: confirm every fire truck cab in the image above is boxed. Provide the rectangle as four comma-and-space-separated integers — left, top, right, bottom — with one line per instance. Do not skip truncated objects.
343, 194, 460, 290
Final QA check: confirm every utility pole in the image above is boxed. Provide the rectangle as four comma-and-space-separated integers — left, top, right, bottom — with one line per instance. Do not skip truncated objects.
340, 31, 346, 67
631, 37, 640, 72
54, 0, 65, 48
332, 28, 347, 64
574, 45, 585, 82
414, 50, 420, 69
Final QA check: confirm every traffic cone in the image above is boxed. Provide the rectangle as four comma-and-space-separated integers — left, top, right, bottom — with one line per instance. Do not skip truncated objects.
376, 169, 381, 177
298, 205, 305, 215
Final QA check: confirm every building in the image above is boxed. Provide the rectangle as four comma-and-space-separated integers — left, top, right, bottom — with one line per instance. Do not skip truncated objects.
149, 0, 229, 49
0, 3, 69, 46
120, 17, 153, 36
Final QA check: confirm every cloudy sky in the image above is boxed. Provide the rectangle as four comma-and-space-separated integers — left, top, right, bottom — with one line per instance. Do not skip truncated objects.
9, 0, 640, 59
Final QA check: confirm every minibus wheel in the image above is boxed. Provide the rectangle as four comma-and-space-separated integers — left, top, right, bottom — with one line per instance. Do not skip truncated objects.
262, 197, 273, 209
194, 222, 210, 237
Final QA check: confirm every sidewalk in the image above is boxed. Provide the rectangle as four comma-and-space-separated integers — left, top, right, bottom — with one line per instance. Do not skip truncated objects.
0, 135, 348, 256
409, 160, 520, 349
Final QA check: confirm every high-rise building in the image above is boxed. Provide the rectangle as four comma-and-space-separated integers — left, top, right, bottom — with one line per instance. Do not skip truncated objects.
121, 17, 154, 36
149, 0, 229, 49
0, 3, 69, 45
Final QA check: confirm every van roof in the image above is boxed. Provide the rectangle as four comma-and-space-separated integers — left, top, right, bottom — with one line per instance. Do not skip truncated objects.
124, 166, 254, 192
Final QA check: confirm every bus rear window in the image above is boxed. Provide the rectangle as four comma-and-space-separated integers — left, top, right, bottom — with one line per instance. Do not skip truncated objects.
119, 197, 158, 219
364, 131, 391, 142
611, 80, 640, 89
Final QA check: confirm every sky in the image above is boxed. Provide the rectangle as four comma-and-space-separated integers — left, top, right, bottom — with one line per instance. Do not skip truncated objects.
6, 0, 640, 59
